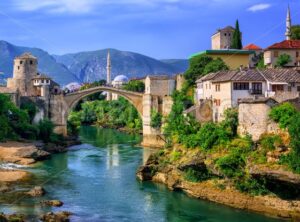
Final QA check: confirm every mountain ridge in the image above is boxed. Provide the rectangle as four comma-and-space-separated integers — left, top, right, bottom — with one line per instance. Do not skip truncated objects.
0, 41, 188, 85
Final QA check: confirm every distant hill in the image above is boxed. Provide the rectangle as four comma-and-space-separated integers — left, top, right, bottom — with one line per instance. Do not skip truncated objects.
0, 41, 188, 85
0, 41, 79, 85
160, 59, 189, 73
54, 49, 189, 83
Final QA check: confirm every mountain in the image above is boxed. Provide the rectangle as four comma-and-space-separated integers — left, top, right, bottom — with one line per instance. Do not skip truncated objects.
0, 41, 79, 85
54, 49, 188, 83
160, 59, 189, 73
0, 40, 188, 86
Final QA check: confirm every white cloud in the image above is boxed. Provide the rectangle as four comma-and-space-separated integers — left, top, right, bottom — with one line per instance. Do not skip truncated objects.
247, 3, 271, 12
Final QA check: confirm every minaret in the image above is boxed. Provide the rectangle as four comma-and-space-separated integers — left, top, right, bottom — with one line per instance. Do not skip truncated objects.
106, 49, 112, 101
286, 5, 292, 40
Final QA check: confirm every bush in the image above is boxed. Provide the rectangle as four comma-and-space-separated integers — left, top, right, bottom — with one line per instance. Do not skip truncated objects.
183, 168, 211, 183
150, 109, 162, 129
38, 119, 55, 142
276, 54, 292, 67
170, 150, 182, 162
216, 152, 245, 178
288, 112, 300, 155
234, 177, 269, 196
20, 101, 37, 123
280, 152, 300, 174
269, 103, 297, 129
123, 80, 145, 93
260, 134, 283, 151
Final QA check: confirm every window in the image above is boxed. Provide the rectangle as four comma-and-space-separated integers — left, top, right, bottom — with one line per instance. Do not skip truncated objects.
17, 66, 20, 70
251, 82, 262, 94
274, 51, 279, 58
233, 82, 249, 90
42, 80, 44, 83
272, 85, 284, 92
209, 83, 211, 90
30, 60, 33, 65
297, 52, 299, 58
20, 61, 23, 65
288, 86, 292, 92
224, 33, 227, 36
215, 84, 221, 92
214, 99, 221, 106
297, 86, 300, 92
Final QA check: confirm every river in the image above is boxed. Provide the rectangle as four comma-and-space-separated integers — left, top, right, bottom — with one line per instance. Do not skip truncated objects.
1, 126, 283, 222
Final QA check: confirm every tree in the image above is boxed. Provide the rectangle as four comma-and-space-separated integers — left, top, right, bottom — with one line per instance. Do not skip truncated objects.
231, 20, 243, 49
184, 55, 213, 86
203, 58, 229, 75
276, 54, 292, 67
184, 55, 228, 87
123, 80, 145, 93
291, 25, 300, 40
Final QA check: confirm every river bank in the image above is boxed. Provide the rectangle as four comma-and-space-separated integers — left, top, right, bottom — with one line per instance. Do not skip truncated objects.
137, 146, 300, 221
0, 138, 80, 183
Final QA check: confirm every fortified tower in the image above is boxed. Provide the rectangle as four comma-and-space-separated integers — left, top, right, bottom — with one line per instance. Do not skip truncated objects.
7, 53, 38, 96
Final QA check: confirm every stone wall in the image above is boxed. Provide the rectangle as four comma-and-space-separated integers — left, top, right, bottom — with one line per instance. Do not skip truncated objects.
238, 99, 280, 141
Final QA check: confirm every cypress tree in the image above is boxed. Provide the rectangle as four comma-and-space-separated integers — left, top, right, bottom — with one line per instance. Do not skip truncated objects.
231, 20, 243, 49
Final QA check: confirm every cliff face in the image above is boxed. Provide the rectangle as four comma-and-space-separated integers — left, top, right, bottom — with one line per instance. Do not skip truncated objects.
137, 147, 300, 220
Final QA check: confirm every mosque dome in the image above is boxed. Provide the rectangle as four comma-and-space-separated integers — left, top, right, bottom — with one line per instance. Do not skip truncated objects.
113, 75, 129, 83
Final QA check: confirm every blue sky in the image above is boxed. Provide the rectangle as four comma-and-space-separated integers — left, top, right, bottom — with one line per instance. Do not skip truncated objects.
0, 0, 297, 59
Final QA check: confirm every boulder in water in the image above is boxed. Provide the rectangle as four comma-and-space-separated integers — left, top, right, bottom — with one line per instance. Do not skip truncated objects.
26, 186, 46, 197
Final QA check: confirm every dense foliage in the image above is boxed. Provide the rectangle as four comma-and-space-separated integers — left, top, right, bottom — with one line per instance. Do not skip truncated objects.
275, 54, 292, 67
291, 25, 300, 40
80, 80, 106, 90
269, 102, 297, 129
231, 20, 243, 49
0, 93, 59, 143
150, 109, 163, 129
123, 80, 145, 93
184, 55, 228, 87
68, 97, 142, 134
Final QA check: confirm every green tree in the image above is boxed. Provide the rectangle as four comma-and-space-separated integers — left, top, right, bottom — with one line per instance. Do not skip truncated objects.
231, 20, 243, 49
184, 55, 213, 86
123, 80, 145, 92
150, 109, 162, 129
276, 54, 292, 67
291, 25, 300, 40
203, 58, 229, 75
20, 100, 37, 123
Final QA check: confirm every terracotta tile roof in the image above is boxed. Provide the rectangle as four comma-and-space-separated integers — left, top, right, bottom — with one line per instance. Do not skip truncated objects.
243, 44, 262, 50
266, 40, 300, 50
260, 69, 300, 83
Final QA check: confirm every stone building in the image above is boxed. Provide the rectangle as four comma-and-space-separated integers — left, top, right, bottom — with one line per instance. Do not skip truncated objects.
195, 68, 300, 122
145, 75, 175, 96
190, 49, 255, 70
264, 7, 300, 68
0, 52, 62, 123
7, 53, 38, 97
211, 26, 238, 50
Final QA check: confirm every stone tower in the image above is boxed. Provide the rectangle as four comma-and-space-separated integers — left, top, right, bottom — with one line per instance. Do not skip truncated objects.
211, 26, 236, 50
286, 6, 292, 40
7, 53, 38, 96
106, 49, 112, 101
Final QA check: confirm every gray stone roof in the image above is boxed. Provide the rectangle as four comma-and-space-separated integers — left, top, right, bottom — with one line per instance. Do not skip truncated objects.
260, 69, 300, 83
197, 69, 300, 84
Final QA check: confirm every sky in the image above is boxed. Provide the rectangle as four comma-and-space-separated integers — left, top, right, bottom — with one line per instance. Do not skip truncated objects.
0, 0, 298, 59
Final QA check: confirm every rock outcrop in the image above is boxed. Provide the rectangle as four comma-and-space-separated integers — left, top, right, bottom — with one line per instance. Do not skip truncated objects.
39, 211, 72, 222
41, 200, 64, 207
26, 186, 46, 197
137, 150, 300, 220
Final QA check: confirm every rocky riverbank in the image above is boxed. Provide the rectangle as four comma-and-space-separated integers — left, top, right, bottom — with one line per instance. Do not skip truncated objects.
0, 137, 80, 183
137, 147, 300, 221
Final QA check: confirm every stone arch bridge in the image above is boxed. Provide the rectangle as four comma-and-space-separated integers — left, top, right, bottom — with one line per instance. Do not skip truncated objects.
50, 86, 172, 148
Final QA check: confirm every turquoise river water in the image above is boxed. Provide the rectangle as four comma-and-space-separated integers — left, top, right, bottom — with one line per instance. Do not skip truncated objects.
1, 126, 284, 222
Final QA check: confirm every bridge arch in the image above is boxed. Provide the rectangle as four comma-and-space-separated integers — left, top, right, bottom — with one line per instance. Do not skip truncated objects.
63, 86, 144, 121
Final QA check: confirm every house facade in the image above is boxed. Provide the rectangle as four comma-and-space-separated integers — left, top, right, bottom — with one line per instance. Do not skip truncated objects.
264, 40, 300, 68
211, 26, 237, 50
190, 50, 255, 70
196, 69, 300, 122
